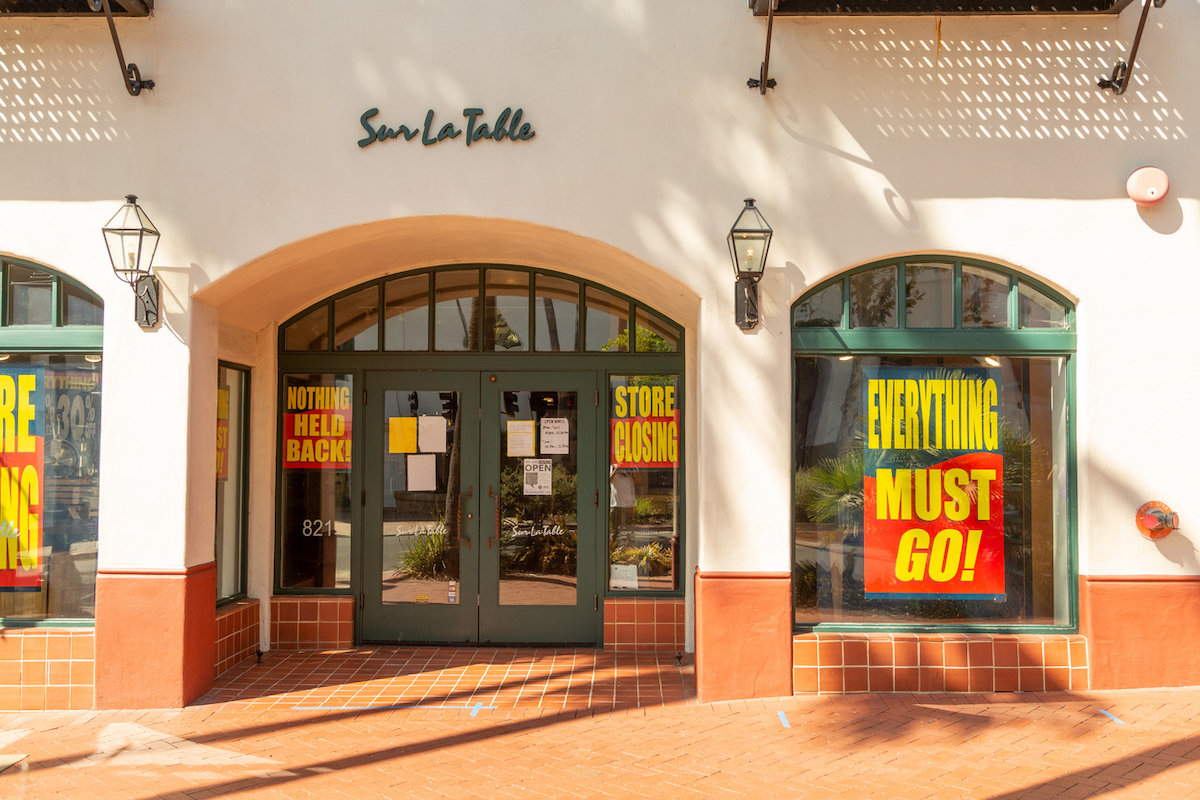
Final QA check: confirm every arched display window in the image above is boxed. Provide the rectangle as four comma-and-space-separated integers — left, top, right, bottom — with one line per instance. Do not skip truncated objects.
0, 258, 104, 625
277, 265, 684, 645
791, 256, 1075, 631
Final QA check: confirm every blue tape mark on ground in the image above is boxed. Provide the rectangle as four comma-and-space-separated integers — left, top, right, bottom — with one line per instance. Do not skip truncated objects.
778, 710, 791, 728
1099, 709, 1126, 724
295, 703, 500, 712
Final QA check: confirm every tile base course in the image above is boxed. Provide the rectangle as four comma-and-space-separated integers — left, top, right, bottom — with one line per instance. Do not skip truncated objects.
0, 628, 95, 710
216, 598, 261, 677
794, 632, 1088, 693
603, 597, 685, 652
270, 596, 354, 650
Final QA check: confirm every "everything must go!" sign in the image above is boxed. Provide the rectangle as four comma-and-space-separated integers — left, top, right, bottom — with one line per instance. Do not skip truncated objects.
862, 367, 1006, 600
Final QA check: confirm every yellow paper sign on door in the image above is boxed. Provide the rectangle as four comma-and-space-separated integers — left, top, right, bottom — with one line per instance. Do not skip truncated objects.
389, 417, 418, 454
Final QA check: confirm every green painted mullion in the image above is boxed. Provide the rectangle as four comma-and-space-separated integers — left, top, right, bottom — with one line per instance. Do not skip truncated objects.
425, 271, 435, 352
0, 619, 94, 629
1067, 352, 1080, 630
1008, 273, 1019, 330
953, 260, 963, 330
373, 282, 383, 352
897, 261, 907, 330
0, 329, 105, 350
526, 270, 537, 353
476, 267, 485, 353
803, 622, 1075, 635
792, 328, 1075, 353
841, 276, 850, 328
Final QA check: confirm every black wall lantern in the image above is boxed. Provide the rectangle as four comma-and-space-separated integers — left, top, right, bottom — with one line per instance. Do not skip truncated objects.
102, 194, 161, 328
727, 198, 772, 330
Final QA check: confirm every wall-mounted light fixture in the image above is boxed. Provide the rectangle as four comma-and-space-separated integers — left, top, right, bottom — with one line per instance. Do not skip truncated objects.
102, 194, 160, 328
727, 198, 773, 330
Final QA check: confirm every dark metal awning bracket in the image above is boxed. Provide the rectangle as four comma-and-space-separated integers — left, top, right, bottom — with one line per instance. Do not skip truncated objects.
90, 0, 155, 96
747, 0, 778, 94
1098, 0, 1165, 95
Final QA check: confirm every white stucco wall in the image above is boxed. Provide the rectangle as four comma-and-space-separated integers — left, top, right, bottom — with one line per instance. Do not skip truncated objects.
1, 0, 1197, 606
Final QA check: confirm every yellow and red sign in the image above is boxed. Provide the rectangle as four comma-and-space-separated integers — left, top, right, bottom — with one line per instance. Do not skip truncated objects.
611, 382, 678, 469
283, 383, 352, 469
216, 387, 230, 480
0, 367, 45, 591
863, 368, 1005, 599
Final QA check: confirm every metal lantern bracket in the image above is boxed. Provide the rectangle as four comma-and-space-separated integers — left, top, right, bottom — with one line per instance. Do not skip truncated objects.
1098, 0, 1166, 96
133, 273, 160, 329
747, 0, 777, 94
735, 277, 761, 330
92, 0, 155, 96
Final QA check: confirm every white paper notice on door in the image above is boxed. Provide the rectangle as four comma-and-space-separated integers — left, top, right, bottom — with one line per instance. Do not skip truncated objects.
540, 417, 569, 454
406, 454, 437, 492
523, 459, 553, 496
418, 415, 447, 453
506, 419, 536, 457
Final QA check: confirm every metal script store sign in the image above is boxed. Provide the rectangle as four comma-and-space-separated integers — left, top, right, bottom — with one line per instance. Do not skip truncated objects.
0, 366, 45, 591
862, 366, 1005, 600
358, 107, 536, 148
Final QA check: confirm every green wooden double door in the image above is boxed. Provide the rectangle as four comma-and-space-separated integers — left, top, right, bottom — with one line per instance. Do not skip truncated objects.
362, 370, 601, 644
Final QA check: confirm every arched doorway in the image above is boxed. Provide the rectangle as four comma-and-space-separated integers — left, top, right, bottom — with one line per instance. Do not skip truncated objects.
277, 265, 685, 645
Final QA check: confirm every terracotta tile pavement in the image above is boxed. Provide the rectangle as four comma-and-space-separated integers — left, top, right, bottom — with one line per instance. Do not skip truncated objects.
200, 647, 695, 711
2, 648, 1200, 799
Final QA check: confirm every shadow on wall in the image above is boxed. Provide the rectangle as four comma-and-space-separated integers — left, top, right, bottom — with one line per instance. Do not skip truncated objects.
0, 22, 150, 200
1, 27, 118, 143
779, 18, 1191, 199
1084, 455, 1200, 573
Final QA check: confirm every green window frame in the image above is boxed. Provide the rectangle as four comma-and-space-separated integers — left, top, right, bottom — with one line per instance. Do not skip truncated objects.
276, 265, 687, 600
0, 258, 103, 628
791, 256, 1077, 633
216, 362, 250, 606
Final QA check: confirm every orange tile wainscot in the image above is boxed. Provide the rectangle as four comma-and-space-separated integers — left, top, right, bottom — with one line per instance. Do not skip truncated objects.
793, 632, 1088, 694
0, 628, 95, 710
603, 597, 685, 653
270, 596, 354, 650
216, 598, 261, 677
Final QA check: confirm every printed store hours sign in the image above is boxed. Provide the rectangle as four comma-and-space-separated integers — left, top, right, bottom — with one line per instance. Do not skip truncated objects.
611, 383, 678, 469
862, 366, 1006, 600
283, 382, 353, 469
0, 366, 45, 591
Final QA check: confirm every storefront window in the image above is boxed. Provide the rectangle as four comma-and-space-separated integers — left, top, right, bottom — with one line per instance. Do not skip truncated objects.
215, 363, 248, 604
279, 373, 353, 589
0, 355, 102, 620
793, 258, 1074, 630
794, 355, 1069, 625
608, 374, 680, 592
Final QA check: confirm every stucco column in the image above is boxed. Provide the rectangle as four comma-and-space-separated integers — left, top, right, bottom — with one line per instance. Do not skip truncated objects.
693, 272, 794, 701
95, 294, 219, 708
